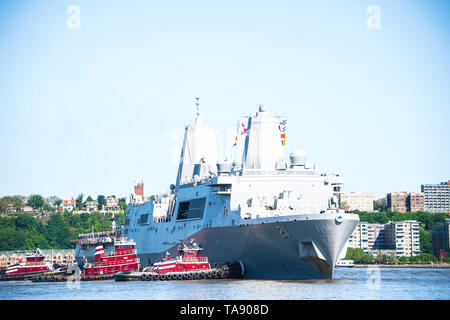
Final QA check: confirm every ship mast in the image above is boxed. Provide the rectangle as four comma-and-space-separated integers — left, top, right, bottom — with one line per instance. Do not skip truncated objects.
175, 97, 218, 191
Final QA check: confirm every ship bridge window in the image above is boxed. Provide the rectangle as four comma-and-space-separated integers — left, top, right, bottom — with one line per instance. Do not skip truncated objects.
177, 198, 206, 220
139, 214, 149, 225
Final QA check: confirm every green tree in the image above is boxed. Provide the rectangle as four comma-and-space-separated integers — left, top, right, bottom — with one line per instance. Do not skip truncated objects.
385, 253, 398, 264
114, 212, 125, 225
398, 256, 408, 264
0, 211, 116, 250
0, 196, 24, 212
46, 213, 70, 248
345, 247, 374, 264
97, 195, 106, 209
374, 199, 387, 212
0, 228, 21, 250
419, 226, 432, 254
76, 193, 84, 209
54, 199, 63, 207
360, 252, 374, 264
15, 214, 37, 230
27, 194, 45, 211
47, 196, 62, 208
375, 251, 384, 264
118, 197, 128, 211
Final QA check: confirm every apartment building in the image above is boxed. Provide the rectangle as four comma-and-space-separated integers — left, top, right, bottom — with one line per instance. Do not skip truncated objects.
385, 220, 420, 257
348, 223, 385, 252
408, 192, 425, 212
387, 192, 408, 212
348, 222, 369, 251
349, 220, 420, 257
387, 192, 424, 212
432, 219, 450, 259
421, 181, 450, 213
339, 193, 374, 212
367, 223, 385, 250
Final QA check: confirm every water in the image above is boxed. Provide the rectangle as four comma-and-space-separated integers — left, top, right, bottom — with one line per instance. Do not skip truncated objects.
0, 268, 449, 300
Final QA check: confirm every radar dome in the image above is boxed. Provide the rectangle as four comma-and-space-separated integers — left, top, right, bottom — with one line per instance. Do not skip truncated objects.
290, 150, 307, 166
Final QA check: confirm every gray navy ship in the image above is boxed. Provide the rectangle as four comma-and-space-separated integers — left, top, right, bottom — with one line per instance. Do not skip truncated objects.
75, 103, 359, 280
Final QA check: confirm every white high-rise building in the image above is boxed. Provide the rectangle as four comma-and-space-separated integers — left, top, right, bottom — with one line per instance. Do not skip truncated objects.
421, 181, 450, 213
348, 221, 420, 257
348, 222, 369, 251
385, 220, 420, 257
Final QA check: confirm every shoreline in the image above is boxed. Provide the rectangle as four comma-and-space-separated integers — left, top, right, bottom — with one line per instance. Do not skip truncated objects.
352, 264, 450, 268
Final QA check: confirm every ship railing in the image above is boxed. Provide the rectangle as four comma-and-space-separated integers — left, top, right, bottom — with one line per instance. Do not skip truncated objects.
110, 250, 135, 256
77, 231, 116, 241
182, 257, 208, 262
242, 170, 317, 176
78, 237, 114, 245
24, 262, 46, 266
96, 258, 139, 267
153, 216, 172, 223
211, 186, 232, 194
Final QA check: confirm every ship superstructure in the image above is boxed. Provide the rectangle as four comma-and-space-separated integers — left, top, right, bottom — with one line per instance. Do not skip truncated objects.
83, 237, 139, 276
76, 103, 359, 279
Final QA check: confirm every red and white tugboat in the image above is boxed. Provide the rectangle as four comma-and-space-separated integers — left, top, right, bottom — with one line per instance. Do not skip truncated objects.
1, 250, 54, 281
114, 239, 245, 281
152, 239, 211, 274
83, 237, 140, 278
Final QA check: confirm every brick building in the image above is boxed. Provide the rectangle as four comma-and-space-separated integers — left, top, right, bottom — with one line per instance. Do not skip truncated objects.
387, 192, 424, 212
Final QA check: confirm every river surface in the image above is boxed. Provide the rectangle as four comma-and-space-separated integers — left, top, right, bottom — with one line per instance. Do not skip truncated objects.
0, 268, 449, 300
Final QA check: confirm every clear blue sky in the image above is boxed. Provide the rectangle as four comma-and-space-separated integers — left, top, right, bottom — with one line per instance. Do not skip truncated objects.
0, 0, 449, 201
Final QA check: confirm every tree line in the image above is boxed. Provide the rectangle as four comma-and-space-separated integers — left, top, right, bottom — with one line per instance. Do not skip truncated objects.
0, 211, 125, 251
0, 194, 128, 212
344, 247, 442, 264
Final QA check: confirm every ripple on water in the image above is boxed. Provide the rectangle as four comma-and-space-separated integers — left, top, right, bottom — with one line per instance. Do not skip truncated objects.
0, 268, 449, 300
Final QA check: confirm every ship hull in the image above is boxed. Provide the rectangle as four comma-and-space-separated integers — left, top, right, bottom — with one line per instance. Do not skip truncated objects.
76, 213, 358, 280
